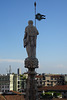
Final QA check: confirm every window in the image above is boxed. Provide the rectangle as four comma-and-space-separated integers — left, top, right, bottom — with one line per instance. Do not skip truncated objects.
51, 77, 53, 80
5, 90, 8, 92
47, 84, 49, 86
43, 82, 45, 85
18, 81, 20, 84
40, 81, 42, 85
43, 76, 45, 80
37, 82, 38, 84
47, 80, 49, 82
18, 89, 20, 91
40, 78, 41, 80
37, 78, 38, 80
2, 90, 4, 92
2, 86, 4, 88
5, 86, 7, 88
64, 92, 66, 94
2, 78, 4, 80
5, 85, 9, 88
64, 96, 66, 98
7, 86, 9, 88
54, 81, 56, 83
51, 81, 53, 84
51, 84, 53, 86
18, 85, 20, 88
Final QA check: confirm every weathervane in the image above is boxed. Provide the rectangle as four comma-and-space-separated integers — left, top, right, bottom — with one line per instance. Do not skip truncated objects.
34, 2, 46, 27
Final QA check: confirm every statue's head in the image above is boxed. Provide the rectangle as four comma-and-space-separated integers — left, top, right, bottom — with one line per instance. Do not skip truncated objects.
28, 20, 33, 25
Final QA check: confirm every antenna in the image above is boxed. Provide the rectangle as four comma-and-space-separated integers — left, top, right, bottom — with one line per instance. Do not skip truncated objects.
34, 2, 36, 27
6, 68, 8, 74
9, 65, 11, 74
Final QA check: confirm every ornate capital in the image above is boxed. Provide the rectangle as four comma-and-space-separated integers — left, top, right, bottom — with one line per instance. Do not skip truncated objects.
25, 57, 38, 69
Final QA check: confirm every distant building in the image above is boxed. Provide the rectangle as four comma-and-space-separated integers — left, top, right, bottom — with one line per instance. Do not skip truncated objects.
35, 74, 65, 87
38, 85, 67, 98
64, 74, 67, 85
0, 74, 20, 92
23, 72, 28, 79
13, 74, 18, 91
17, 68, 21, 75
0, 72, 65, 93
0, 74, 14, 92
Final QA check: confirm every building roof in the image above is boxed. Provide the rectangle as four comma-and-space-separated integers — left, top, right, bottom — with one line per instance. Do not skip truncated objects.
38, 85, 67, 91
40, 99, 67, 100
4, 95, 24, 100
40, 98, 67, 100
51, 75, 64, 78
0, 93, 25, 100
35, 75, 43, 78
35, 74, 64, 78
52, 98, 67, 100
10, 91, 22, 95
0, 95, 5, 100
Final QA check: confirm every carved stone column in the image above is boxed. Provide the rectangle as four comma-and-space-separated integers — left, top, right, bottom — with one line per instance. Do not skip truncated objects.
25, 57, 39, 100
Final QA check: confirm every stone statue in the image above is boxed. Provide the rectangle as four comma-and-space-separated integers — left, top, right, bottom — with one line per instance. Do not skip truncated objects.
23, 20, 39, 58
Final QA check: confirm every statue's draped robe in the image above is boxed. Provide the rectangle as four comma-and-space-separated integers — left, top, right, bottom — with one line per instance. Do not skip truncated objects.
24, 25, 39, 58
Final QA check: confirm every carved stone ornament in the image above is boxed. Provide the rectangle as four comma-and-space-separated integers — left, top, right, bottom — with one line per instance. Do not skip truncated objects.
25, 57, 38, 68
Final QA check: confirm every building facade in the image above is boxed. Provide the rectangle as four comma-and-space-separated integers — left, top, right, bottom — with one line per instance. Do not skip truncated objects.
0, 74, 20, 92
35, 74, 65, 87
0, 74, 14, 92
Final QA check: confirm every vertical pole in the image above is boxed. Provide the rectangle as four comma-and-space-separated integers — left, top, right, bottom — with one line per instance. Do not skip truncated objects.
34, 2, 36, 27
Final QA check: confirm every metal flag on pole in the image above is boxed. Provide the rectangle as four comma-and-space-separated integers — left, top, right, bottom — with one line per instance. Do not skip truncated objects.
35, 13, 46, 21
34, 2, 46, 27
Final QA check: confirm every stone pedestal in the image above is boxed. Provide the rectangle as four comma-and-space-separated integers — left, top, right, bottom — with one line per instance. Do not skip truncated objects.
25, 57, 39, 100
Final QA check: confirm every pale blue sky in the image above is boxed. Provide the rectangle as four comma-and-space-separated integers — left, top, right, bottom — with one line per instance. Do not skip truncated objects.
0, 0, 67, 74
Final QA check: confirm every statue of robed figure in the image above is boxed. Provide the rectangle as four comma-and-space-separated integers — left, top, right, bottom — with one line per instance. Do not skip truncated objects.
23, 20, 39, 58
